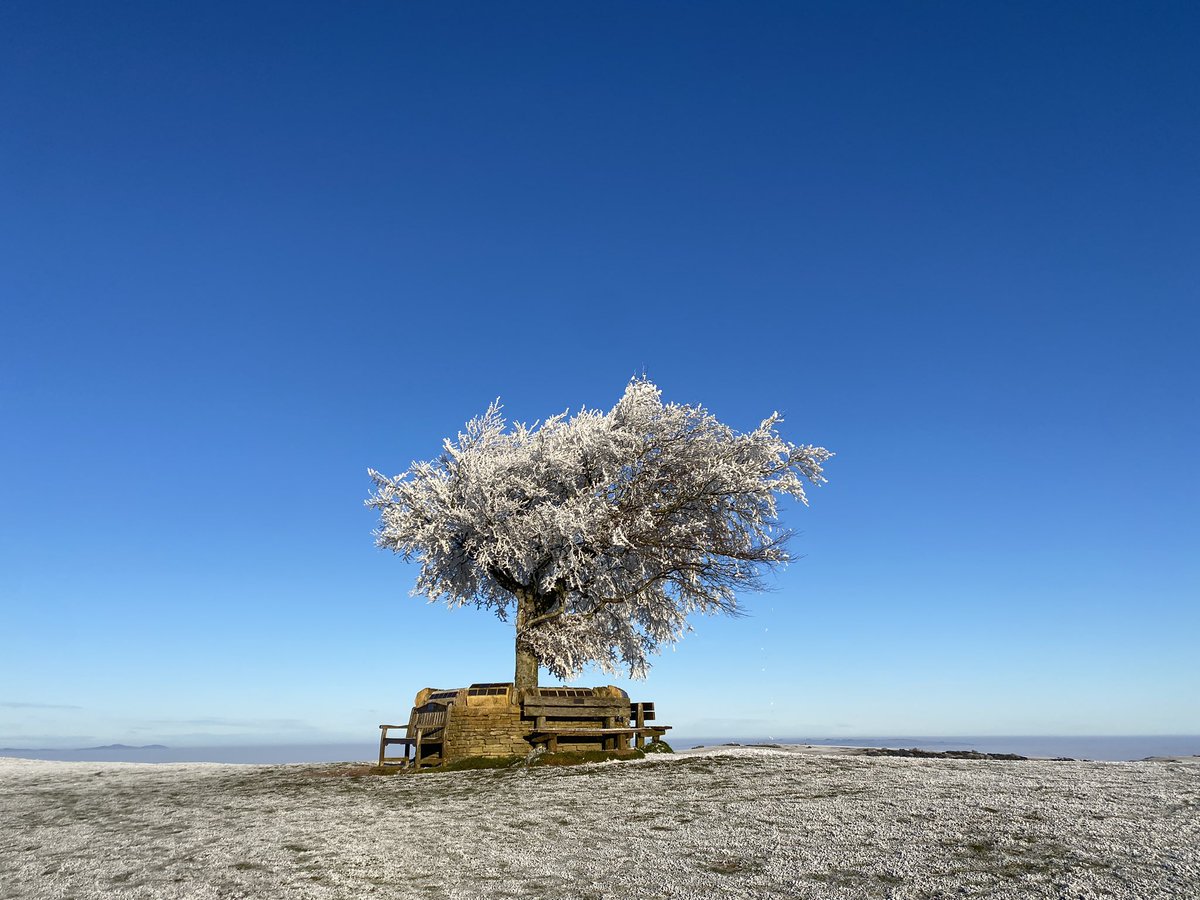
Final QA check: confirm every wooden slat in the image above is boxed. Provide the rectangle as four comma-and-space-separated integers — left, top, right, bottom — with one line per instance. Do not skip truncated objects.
527, 726, 672, 735
530, 729, 672, 734
411, 713, 446, 729
523, 697, 628, 709
522, 704, 628, 719
530, 728, 639, 735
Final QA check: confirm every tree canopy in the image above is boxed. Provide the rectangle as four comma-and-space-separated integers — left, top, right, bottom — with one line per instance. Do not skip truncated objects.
367, 378, 832, 691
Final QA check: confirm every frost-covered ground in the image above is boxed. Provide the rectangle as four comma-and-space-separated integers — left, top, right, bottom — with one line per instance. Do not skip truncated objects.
2, 748, 1197, 899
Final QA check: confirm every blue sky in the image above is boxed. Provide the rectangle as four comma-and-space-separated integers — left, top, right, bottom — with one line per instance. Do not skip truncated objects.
2, 1, 1197, 747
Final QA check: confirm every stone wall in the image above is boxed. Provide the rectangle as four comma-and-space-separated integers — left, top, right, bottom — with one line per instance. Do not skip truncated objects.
411, 685, 530, 761
441, 692, 530, 760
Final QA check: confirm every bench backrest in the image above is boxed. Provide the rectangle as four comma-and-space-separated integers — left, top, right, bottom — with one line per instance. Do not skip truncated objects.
631, 702, 655, 723
406, 701, 450, 738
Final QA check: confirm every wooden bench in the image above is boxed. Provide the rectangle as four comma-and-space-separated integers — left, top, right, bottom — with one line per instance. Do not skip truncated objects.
630, 701, 670, 749
378, 701, 450, 769
523, 696, 670, 752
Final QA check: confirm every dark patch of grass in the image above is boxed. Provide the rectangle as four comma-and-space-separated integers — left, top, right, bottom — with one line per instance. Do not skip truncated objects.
533, 748, 645, 767
997, 859, 1057, 879
305, 764, 407, 778
662, 758, 719, 774
707, 859, 746, 874
807, 869, 868, 886
802, 787, 870, 799
438, 755, 525, 772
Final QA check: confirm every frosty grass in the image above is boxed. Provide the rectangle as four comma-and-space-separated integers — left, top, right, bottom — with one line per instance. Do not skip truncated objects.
2, 747, 1197, 899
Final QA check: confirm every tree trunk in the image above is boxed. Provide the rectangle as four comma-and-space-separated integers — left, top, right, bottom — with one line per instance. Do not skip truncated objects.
514, 589, 539, 694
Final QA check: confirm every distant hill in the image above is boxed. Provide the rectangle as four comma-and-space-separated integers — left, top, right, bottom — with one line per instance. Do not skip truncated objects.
0, 744, 169, 752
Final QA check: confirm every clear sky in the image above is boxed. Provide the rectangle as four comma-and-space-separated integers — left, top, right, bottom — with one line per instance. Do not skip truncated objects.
2, 2, 1197, 747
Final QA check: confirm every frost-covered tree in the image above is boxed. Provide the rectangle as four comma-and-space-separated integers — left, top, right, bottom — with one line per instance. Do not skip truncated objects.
367, 379, 832, 693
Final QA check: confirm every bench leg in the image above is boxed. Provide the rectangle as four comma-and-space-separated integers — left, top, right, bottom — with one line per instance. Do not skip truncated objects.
378, 728, 388, 767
